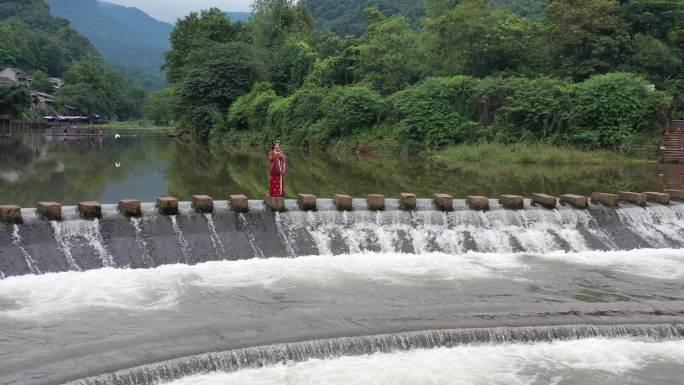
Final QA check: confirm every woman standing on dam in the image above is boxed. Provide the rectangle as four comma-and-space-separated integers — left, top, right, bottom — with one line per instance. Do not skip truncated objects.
269, 139, 287, 198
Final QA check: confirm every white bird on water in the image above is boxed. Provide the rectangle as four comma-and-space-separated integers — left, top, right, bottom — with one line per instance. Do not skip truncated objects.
114, 134, 121, 139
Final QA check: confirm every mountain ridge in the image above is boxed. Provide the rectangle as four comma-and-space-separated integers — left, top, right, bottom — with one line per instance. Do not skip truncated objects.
46, 0, 173, 90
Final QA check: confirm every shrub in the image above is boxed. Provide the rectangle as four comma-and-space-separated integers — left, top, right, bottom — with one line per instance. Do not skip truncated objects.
227, 82, 280, 131
265, 96, 291, 138
189, 106, 224, 140
321, 85, 384, 137
567, 72, 672, 151
492, 77, 571, 140
388, 76, 479, 147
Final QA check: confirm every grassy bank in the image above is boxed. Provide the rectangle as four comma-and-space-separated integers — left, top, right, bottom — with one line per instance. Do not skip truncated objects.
432, 143, 651, 165
99, 120, 175, 131
322, 132, 652, 165
209, 127, 655, 165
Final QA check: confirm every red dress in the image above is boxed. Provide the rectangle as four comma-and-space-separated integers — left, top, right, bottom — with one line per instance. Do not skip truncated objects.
269, 150, 287, 198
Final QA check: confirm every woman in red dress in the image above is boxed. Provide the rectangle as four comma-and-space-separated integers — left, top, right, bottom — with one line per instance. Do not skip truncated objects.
269, 140, 287, 198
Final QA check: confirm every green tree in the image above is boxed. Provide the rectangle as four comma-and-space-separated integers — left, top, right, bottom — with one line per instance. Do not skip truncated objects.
177, 42, 266, 138
426, 0, 463, 15
251, 0, 314, 49
56, 59, 145, 119
302, 0, 426, 36
0, 47, 20, 68
543, 0, 630, 80
0, 84, 31, 118
389, 76, 480, 147
55, 83, 112, 116
163, 8, 244, 83
227, 82, 280, 131
620, 0, 684, 41
318, 85, 384, 136
626, 34, 683, 83
30, 70, 53, 93
143, 88, 178, 125
567, 72, 671, 150
484, 77, 571, 139
423, 0, 533, 77
270, 39, 317, 94
353, 9, 422, 94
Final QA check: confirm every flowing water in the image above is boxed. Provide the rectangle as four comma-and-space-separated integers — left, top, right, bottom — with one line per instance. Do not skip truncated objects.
0, 200, 683, 384
2, 136, 684, 384
158, 338, 684, 385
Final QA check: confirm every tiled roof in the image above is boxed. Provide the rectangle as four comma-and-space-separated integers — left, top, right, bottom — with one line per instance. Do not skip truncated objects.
0, 77, 19, 85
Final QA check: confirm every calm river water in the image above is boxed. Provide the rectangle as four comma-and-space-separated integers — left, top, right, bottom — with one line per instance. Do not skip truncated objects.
1, 135, 683, 206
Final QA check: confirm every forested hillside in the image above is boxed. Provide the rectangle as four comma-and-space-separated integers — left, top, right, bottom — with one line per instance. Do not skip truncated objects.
301, 0, 425, 36
301, 0, 548, 36
0, 0, 97, 76
46, 0, 172, 90
145, 0, 684, 155
491, 0, 548, 19
0, 0, 144, 120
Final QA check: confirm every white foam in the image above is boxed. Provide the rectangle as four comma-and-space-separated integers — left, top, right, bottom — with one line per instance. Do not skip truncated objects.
131, 217, 153, 267
533, 248, 684, 280
50, 221, 81, 271
275, 212, 296, 257
240, 213, 264, 258
3, 248, 684, 319
204, 213, 226, 255
0, 252, 524, 319
11, 224, 41, 275
162, 338, 684, 385
171, 216, 191, 264
617, 206, 684, 248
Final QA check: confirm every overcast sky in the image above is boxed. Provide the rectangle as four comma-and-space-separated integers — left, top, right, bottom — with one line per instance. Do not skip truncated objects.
103, 0, 252, 23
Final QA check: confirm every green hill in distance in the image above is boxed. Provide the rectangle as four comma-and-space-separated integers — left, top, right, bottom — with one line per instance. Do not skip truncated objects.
46, 0, 173, 90
226, 11, 251, 22
0, 0, 98, 77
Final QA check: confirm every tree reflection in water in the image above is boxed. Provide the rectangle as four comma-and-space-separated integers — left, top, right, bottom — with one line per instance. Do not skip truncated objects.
1, 136, 681, 207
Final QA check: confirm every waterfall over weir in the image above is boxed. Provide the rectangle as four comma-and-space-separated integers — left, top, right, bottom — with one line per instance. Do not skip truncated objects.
1, 200, 684, 278
65, 324, 684, 385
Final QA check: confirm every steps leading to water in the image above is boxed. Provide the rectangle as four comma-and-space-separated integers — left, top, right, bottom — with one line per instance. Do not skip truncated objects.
663, 120, 684, 163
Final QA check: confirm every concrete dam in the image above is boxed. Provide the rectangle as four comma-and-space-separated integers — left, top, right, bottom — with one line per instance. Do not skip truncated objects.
1, 192, 684, 277
2, 191, 684, 385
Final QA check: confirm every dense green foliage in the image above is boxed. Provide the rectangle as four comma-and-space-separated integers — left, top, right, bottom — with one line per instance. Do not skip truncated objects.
301, 0, 426, 36
143, 88, 177, 126
149, 0, 684, 153
224, 73, 670, 151
56, 60, 146, 120
46, 0, 173, 90
0, 0, 97, 75
0, 83, 31, 117
302, 0, 551, 36
0, 0, 146, 120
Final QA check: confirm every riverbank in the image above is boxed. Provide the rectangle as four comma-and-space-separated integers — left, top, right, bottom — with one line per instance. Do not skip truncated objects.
433, 143, 652, 165
321, 132, 653, 165
210, 121, 658, 165
99, 120, 175, 131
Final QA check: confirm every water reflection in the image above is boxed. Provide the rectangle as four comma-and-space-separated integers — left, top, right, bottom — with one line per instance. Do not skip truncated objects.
1, 136, 682, 206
